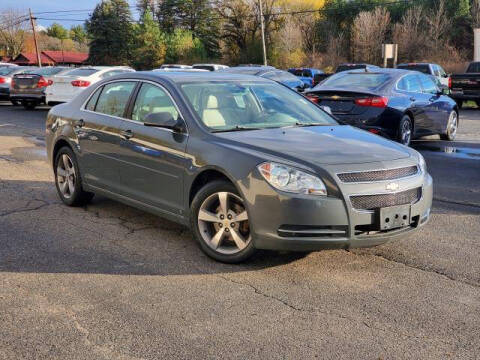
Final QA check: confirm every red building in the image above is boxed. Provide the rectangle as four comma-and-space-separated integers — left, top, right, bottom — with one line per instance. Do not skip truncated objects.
11, 51, 88, 66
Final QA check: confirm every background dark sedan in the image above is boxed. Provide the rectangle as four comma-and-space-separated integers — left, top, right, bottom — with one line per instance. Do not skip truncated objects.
221, 66, 308, 92
306, 69, 459, 146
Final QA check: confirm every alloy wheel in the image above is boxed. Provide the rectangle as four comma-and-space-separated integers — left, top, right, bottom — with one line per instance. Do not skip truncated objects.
56, 154, 76, 199
448, 111, 458, 138
401, 119, 412, 146
197, 191, 251, 255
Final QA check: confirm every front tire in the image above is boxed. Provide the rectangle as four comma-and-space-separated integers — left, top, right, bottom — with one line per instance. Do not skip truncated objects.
54, 146, 94, 206
190, 180, 256, 263
397, 115, 413, 146
440, 110, 458, 141
22, 101, 36, 110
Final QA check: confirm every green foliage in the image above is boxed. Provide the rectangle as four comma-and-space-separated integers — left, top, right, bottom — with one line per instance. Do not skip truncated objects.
86, 0, 134, 65
47, 23, 69, 40
138, 0, 220, 58
69, 25, 87, 45
132, 10, 167, 70
165, 28, 207, 64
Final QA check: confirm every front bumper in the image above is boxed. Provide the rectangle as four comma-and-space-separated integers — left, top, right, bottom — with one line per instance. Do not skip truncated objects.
244, 159, 432, 251
10, 92, 45, 103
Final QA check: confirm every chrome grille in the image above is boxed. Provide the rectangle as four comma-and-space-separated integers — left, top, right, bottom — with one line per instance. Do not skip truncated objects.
338, 166, 418, 183
350, 187, 422, 210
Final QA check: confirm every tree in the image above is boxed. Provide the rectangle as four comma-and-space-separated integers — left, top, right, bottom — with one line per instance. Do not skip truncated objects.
47, 23, 69, 40
393, 6, 426, 62
86, 0, 134, 65
165, 28, 207, 63
132, 10, 166, 69
0, 9, 28, 58
70, 25, 87, 45
351, 7, 390, 64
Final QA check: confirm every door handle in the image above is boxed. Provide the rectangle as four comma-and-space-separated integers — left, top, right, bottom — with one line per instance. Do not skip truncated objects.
120, 129, 133, 139
74, 119, 84, 128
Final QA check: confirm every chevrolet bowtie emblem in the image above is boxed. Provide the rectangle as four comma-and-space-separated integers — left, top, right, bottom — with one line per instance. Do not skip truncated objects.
331, 95, 340, 100
386, 182, 399, 191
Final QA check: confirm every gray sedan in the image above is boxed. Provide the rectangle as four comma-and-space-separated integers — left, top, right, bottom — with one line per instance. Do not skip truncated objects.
45, 71, 433, 263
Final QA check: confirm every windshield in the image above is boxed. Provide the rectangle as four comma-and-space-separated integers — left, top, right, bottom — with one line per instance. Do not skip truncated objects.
0, 67, 19, 75
336, 64, 369, 72
25, 67, 68, 76
291, 69, 311, 77
180, 81, 337, 132
466, 62, 480, 73
64, 68, 99, 76
322, 72, 391, 90
397, 64, 430, 74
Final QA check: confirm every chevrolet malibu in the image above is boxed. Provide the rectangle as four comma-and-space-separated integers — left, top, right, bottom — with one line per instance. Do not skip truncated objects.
46, 72, 433, 263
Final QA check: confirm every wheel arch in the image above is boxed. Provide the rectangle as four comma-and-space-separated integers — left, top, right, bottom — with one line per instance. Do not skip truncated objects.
52, 138, 73, 167
188, 167, 238, 206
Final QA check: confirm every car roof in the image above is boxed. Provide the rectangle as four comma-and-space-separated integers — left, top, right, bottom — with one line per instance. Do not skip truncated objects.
220, 66, 276, 75
123, 70, 272, 83
336, 68, 419, 78
397, 62, 434, 66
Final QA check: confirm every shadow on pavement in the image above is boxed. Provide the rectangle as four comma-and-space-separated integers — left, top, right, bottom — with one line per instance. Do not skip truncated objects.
0, 179, 308, 277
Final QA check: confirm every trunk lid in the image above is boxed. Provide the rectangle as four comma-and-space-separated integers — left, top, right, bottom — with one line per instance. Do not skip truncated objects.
307, 90, 381, 115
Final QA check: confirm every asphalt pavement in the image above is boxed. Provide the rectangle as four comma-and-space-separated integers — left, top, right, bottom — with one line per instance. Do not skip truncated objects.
0, 102, 479, 359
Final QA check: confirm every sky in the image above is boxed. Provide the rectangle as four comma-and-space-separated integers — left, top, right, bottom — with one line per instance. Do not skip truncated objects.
1, 0, 139, 29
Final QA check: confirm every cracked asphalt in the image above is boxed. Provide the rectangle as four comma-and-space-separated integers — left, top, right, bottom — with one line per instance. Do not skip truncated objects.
0, 102, 479, 359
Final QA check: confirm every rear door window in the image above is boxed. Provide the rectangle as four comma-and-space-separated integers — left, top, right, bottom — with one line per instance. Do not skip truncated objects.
94, 81, 136, 118
397, 75, 422, 93
419, 75, 438, 94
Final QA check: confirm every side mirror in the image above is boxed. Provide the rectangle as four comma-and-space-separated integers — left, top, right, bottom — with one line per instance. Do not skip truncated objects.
436, 86, 449, 95
144, 112, 184, 132
442, 74, 449, 78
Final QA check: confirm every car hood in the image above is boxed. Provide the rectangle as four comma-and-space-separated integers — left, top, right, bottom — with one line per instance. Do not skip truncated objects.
215, 125, 412, 165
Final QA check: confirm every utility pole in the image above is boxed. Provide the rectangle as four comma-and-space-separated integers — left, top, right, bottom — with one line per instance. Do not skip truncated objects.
29, 8, 42, 67
259, 0, 267, 66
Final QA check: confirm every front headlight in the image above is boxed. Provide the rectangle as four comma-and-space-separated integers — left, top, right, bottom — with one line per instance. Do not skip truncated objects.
257, 162, 327, 196
418, 153, 427, 174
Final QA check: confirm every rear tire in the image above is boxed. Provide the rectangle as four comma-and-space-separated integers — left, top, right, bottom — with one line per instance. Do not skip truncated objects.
190, 180, 256, 263
54, 146, 94, 206
10, 100, 19, 106
397, 115, 413, 147
22, 101, 36, 110
440, 110, 458, 141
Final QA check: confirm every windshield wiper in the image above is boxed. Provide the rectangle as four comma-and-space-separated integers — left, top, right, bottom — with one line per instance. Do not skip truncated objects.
212, 126, 260, 133
294, 122, 327, 127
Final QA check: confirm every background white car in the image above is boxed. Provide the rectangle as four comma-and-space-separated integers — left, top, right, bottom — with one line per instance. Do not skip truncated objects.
396, 63, 451, 88
46, 66, 134, 104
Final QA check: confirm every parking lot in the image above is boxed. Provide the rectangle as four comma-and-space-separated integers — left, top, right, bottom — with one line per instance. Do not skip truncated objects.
0, 102, 479, 359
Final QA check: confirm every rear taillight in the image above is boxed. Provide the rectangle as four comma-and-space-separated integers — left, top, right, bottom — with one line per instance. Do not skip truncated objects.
9, 78, 14, 88
71, 80, 91, 87
0, 77, 6, 84
47, 79, 53, 86
368, 129, 381, 134
448, 77, 452, 89
37, 76, 49, 88
355, 96, 388, 108
305, 95, 319, 103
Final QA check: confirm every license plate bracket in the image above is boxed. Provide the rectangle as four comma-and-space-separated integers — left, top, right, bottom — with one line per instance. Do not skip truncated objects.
379, 205, 411, 230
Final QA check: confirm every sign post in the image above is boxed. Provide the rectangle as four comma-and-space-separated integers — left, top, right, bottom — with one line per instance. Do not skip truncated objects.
382, 44, 398, 68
